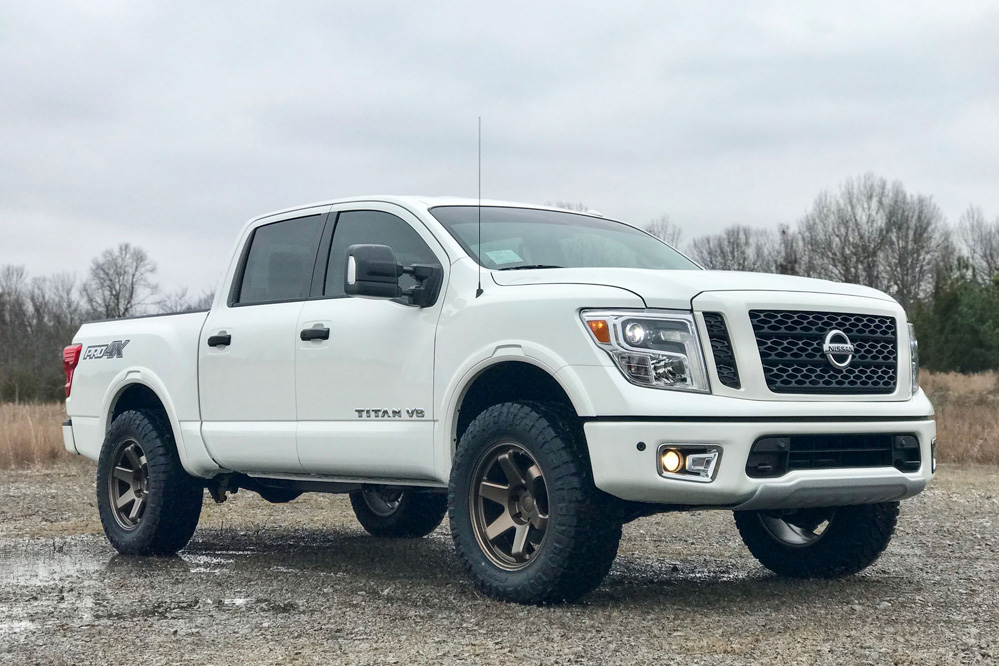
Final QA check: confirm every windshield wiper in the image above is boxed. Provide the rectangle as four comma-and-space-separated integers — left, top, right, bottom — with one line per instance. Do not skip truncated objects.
497, 264, 564, 271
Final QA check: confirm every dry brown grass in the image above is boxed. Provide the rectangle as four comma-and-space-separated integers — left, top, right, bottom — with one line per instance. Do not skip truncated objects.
0, 402, 67, 468
919, 370, 999, 465
0, 371, 996, 469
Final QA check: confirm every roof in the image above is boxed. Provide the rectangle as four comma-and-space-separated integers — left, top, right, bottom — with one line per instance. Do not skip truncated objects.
250, 195, 608, 224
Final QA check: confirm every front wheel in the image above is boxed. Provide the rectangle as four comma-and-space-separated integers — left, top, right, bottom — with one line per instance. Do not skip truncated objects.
734, 502, 899, 578
449, 402, 622, 604
96, 409, 203, 555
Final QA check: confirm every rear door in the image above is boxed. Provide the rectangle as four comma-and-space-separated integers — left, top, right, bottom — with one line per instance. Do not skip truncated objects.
295, 205, 448, 480
200, 207, 330, 474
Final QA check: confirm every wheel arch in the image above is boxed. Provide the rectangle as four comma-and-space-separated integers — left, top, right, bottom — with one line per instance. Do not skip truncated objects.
100, 370, 208, 478
442, 352, 594, 483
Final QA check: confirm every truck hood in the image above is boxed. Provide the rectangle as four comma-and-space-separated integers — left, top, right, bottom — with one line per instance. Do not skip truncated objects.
491, 268, 895, 309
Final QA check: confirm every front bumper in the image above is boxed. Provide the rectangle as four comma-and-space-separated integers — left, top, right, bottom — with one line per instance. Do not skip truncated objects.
584, 417, 935, 509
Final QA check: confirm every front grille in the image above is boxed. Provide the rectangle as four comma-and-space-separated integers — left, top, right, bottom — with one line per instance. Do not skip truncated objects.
702, 312, 740, 389
745, 434, 921, 478
749, 310, 898, 394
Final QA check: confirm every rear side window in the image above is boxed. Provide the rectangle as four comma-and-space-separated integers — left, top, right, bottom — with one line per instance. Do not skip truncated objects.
235, 215, 325, 305
324, 211, 440, 298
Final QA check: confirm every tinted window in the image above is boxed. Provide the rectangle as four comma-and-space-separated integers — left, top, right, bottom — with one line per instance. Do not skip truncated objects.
430, 206, 698, 271
236, 215, 325, 305
324, 211, 440, 297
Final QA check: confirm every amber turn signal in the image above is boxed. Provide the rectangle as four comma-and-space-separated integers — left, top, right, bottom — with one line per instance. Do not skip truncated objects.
587, 319, 611, 344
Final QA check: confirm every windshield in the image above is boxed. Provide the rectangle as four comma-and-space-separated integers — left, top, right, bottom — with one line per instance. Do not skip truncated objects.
430, 206, 699, 271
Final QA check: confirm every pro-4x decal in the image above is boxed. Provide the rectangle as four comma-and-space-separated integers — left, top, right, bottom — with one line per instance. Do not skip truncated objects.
83, 340, 130, 360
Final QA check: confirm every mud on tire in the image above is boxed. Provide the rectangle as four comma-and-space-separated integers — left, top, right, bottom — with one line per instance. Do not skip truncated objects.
448, 401, 622, 604
96, 409, 203, 555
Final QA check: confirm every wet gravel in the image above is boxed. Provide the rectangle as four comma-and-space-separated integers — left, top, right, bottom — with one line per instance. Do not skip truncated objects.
1, 461, 997, 665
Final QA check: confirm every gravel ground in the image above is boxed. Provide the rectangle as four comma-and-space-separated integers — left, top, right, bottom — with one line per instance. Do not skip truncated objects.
1, 460, 997, 665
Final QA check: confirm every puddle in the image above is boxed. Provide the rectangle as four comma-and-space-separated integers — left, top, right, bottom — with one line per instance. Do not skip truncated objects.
0, 620, 36, 634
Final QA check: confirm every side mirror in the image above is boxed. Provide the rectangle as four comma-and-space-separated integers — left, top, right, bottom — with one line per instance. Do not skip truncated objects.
345, 244, 443, 308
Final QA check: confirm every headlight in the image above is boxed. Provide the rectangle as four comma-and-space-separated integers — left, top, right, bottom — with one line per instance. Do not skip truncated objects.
582, 310, 710, 393
909, 323, 920, 396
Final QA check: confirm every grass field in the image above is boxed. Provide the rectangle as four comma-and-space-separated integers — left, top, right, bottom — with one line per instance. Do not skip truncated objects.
0, 370, 996, 468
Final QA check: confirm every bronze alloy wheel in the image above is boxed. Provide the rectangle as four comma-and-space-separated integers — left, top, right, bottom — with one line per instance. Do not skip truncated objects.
470, 441, 550, 570
759, 508, 836, 547
108, 439, 150, 530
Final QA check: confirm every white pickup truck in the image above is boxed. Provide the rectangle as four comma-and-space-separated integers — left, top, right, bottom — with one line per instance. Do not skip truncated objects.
63, 196, 935, 603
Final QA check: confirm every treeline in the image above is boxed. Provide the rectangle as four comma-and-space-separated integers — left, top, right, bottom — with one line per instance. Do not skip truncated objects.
0, 244, 212, 403
644, 173, 999, 373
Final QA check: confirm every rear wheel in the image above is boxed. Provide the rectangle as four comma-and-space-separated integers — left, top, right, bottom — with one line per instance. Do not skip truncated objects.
734, 502, 899, 578
449, 402, 622, 604
349, 486, 447, 538
96, 409, 203, 555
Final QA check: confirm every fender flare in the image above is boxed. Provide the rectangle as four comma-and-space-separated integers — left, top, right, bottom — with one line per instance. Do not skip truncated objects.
435, 341, 596, 481
100, 368, 220, 477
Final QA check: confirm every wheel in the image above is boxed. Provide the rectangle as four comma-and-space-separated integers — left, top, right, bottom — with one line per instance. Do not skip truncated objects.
349, 486, 447, 538
96, 409, 203, 555
448, 402, 622, 604
734, 502, 899, 578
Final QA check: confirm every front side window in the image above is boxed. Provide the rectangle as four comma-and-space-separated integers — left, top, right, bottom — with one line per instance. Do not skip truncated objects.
324, 210, 440, 297
235, 214, 325, 305
430, 206, 699, 271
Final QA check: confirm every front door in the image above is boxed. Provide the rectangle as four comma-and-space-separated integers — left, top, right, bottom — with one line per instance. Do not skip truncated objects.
200, 208, 329, 474
295, 207, 447, 480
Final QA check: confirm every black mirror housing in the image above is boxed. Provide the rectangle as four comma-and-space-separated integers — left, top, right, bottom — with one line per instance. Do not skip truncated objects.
344, 244, 444, 308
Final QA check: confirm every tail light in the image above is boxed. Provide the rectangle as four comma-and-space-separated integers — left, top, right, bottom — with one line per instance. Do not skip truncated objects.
63, 344, 83, 397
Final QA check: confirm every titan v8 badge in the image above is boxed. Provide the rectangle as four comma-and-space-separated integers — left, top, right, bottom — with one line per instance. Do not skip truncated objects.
355, 408, 426, 419
83, 340, 130, 360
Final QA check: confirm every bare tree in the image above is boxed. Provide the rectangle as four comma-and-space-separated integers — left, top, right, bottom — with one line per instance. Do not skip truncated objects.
157, 288, 215, 314
797, 174, 901, 290
644, 215, 684, 247
958, 206, 999, 282
883, 194, 946, 311
688, 225, 778, 272
82, 244, 158, 320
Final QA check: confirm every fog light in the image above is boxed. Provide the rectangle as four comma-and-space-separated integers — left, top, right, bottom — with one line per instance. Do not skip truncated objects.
662, 449, 684, 473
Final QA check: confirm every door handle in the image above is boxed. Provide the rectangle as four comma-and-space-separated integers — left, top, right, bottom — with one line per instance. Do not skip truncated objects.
207, 334, 231, 347
300, 326, 330, 341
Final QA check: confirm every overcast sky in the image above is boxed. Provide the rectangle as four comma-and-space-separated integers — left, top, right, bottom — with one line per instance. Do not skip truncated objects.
2, 1, 997, 295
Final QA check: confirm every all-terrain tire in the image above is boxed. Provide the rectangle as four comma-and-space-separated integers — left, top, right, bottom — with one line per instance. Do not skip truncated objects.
734, 502, 899, 578
449, 401, 622, 604
349, 488, 447, 538
96, 409, 203, 555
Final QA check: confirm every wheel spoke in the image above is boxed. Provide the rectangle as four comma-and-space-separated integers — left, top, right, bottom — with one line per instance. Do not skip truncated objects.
479, 481, 509, 506
525, 464, 543, 490
511, 524, 530, 560
113, 466, 133, 483
124, 444, 141, 470
530, 513, 548, 531
497, 452, 526, 487
116, 488, 136, 509
128, 495, 146, 521
485, 510, 517, 542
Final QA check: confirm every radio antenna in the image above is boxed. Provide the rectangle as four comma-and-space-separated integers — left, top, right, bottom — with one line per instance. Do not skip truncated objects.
476, 116, 483, 298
